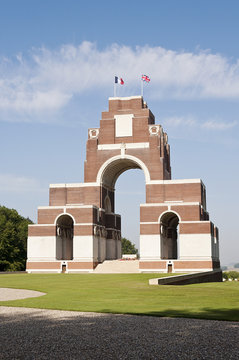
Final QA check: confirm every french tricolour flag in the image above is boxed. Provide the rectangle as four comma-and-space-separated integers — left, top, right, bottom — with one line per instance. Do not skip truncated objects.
115, 76, 124, 85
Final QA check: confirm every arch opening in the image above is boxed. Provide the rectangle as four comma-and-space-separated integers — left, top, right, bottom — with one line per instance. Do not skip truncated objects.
97, 155, 150, 189
101, 158, 142, 189
99, 156, 148, 260
115, 168, 145, 255
56, 215, 73, 260
160, 212, 179, 260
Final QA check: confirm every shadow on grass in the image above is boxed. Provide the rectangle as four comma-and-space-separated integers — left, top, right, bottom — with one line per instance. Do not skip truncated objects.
93, 307, 239, 322
0, 307, 239, 360
139, 308, 239, 322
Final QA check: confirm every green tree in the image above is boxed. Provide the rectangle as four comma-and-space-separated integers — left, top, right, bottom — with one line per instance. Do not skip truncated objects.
223, 271, 239, 280
121, 237, 138, 255
234, 263, 239, 268
0, 206, 33, 271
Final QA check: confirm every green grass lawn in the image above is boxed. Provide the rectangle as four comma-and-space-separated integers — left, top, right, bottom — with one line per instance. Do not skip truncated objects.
0, 273, 239, 321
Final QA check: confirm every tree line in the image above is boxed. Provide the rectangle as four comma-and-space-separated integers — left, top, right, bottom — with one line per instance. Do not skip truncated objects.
0, 205, 32, 271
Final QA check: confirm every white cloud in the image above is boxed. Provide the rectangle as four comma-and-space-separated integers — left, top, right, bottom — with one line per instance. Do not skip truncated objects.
163, 116, 196, 127
201, 120, 237, 130
164, 116, 237, 131
0, 174, 44, 193
1, 42, 239, 119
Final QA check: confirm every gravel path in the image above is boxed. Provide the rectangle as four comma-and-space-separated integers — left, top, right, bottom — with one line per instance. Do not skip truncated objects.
0, 306, 239, 360
0, 288, 46, 301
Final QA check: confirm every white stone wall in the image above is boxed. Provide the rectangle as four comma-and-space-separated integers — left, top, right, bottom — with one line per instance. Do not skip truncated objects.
27, 236, 56, 261
179, 234, 212, 259
140, 235, 161, 260
115, 114, 133, 137
73, 235, 94, 261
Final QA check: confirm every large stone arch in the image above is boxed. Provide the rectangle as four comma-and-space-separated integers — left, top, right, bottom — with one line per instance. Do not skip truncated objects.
96, 154, 151, 188
96, 155, 149, 220
98, 156, 147, 259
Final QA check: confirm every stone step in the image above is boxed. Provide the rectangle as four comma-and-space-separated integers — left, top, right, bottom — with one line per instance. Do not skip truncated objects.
94, 260, 139, 273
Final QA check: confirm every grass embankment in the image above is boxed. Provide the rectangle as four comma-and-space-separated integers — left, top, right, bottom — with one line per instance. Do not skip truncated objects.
0, 273, 239, 321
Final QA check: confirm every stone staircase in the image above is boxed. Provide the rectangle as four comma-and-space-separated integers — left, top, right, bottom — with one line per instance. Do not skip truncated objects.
93, 260, 139, 273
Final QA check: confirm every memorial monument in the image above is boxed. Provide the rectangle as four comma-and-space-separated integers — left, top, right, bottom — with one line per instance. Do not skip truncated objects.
27, 96, 220, 273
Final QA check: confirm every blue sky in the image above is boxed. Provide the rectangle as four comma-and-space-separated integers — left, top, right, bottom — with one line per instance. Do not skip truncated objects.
0, 0, 238, 265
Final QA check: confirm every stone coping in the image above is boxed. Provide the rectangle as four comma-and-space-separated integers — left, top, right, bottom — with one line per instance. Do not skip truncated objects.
149, 269, 222, 285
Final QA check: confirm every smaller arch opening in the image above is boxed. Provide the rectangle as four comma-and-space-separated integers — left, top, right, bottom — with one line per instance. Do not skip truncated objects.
160, 212, 179, 260
56, 215, 73, 260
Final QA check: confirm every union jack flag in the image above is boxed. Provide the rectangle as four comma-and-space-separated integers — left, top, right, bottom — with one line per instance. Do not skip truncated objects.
141, 74, 150, 82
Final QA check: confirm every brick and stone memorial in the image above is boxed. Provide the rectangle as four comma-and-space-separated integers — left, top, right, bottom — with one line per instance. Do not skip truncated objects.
27, 96, 220, 273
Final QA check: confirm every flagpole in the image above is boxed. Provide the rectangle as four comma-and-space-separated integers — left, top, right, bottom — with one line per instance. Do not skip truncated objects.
114, 82, 116, 97
141, 79, 143, 97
